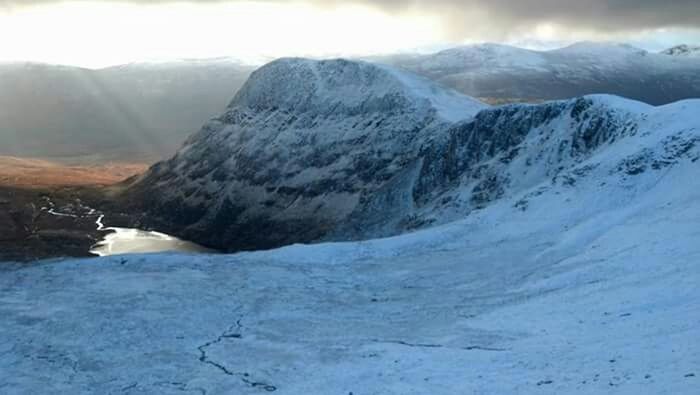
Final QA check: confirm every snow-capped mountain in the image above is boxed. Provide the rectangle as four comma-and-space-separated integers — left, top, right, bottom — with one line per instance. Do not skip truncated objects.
127, 58, 700, 253
127, 58, 487, 251
375, 42, 700, 105
661, 44, 700, 58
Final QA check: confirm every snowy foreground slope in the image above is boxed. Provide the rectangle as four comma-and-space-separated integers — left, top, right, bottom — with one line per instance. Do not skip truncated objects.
2, 104, 699, 393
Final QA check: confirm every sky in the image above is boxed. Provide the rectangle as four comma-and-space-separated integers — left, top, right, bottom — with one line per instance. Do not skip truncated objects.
0, 0, 698, 68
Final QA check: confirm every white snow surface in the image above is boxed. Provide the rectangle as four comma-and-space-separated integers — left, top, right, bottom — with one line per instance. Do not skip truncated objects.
1, 95, 699, 393
234, 58, 486, 122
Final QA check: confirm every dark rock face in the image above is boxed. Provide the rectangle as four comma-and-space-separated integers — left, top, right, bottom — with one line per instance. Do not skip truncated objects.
342, 96, 649, 239
126, 58, 700, 252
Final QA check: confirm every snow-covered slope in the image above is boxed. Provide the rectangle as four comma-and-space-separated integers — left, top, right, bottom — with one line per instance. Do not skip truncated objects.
661, 44, 700, 58
126, 58, 487, 251
376, 42, 700, 105
1, 104, 699, 392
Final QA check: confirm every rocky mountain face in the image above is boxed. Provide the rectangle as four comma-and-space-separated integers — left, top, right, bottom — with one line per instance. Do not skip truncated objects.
126, 58, 486, 251
335, 95, 700, 240
375, 42, 700, 105
127, 58, 700, 252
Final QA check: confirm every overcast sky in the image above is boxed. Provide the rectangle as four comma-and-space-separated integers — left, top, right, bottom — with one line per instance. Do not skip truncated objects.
1, 0, 698, 67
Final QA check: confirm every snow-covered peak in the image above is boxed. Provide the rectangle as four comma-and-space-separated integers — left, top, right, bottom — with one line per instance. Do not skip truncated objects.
424, 43, 547, 70
231, 58, 486, 122
578, 94, 653, 112
660, 44, 700, 58
101, 57, 248, 71
554, 41, 647, 56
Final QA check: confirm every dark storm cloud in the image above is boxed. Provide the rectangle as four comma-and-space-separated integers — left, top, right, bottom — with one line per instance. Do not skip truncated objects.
4, 0, 700, 38
345, 0, 700, 37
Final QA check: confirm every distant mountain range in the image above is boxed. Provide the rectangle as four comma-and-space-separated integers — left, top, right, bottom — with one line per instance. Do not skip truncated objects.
374, 42, 700, 105
0, 59, 254, 162
1, 42, 698, 163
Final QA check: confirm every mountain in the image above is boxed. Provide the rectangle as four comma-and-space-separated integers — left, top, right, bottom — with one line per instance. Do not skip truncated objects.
374, 42, 700, 105
126, 58, 700, 254
0, 59, 254, 163
5, 71, 700, 395
661, 44, 700, 58
125, 58, 487, 251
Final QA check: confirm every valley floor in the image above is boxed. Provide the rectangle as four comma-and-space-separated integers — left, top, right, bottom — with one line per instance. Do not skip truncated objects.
0, 156, 147, 189
0, 157, 150, 261
1, 165, 697, 394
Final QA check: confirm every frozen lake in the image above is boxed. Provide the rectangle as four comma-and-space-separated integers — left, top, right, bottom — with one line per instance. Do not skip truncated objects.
90, 215, 212, 257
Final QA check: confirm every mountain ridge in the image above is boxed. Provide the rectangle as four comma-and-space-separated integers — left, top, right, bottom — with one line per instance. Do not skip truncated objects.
125, 58, 700, 252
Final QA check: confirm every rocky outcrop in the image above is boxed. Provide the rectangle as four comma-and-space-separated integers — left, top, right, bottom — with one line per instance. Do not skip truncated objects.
661, 44, 700, 58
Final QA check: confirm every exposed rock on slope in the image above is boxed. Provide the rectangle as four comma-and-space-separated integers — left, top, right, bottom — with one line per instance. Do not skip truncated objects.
337, 95, 700, 239
661, 44, 700, 58
127, 58, 486, 250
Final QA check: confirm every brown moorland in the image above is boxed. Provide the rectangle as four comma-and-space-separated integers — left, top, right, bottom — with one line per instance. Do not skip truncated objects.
0, 156, 148, 189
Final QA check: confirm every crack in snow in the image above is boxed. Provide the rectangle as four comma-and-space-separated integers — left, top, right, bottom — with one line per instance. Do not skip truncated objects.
153, 381, 207, 395
196, 319, 277, 392
370, 339, 507, 352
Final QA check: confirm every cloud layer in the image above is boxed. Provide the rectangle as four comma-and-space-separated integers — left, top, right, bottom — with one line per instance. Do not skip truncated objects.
3, 0, 700, 40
